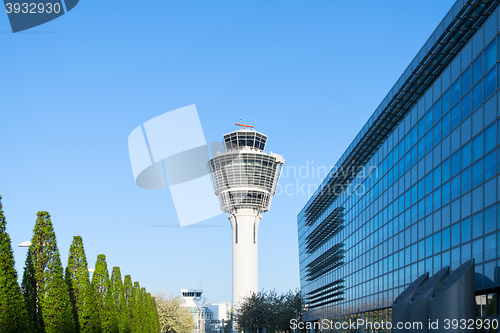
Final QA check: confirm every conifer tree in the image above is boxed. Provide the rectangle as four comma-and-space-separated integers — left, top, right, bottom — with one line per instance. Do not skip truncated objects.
152, 297, 161, 333
145, 293, 157, 333
110, 267, 131, 333
22, 249, 41, 333
21, 211, 75, 333
134, 282, 146, 331
92, 255, 119, 333
0, 196, 30, 333
66, 236, 101, 333
123, 275, 138, 332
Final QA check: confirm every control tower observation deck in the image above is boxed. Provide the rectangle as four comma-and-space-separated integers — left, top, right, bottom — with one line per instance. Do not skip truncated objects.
207, 125, 284, 306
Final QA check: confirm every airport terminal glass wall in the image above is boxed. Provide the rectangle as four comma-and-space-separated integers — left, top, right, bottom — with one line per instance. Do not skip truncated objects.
298, 0, 500, 328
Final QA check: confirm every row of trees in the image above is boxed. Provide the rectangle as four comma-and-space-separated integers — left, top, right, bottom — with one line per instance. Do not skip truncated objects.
235, 290, 302, 333
0, 196, 161, 333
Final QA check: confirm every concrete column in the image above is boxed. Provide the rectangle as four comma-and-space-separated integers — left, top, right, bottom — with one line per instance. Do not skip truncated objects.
229, 209, 262, 306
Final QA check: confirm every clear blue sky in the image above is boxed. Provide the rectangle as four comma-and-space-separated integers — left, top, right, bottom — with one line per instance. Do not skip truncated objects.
0, 0, 456, 303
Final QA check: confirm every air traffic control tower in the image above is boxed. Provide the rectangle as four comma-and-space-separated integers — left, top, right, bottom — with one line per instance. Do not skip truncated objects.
208, 124, 284, 306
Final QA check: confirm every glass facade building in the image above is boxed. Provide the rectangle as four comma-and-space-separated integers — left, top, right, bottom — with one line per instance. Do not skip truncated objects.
298, 0, 500, 329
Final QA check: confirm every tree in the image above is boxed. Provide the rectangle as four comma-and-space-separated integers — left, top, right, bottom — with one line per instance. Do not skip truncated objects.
66, 236, 101, 333
21, 211, 75, 333
123, 275, 138, 332
134, 283, 146, 331
92, 255, 118, 333
235, 289, 302, 333
151, 297, 161, 333
0, 196, 30, 333
153, 291, 195, 333
145, 293, 159, 333
110, 267, 131, 333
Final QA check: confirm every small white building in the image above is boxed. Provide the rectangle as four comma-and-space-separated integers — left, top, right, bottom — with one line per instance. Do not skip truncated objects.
181, 289, 213, 333
207, 303, 231, 321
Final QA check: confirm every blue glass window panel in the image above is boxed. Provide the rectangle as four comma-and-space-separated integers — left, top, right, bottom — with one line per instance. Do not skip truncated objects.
472, 159, 483, 188
411, 127, 417, 147
485, 124, 496, 153
473, 238, 483, 263
451, 247, 461, 270
463, 67, 472, 95
425, 236, 433, 257
472, 81, 483, 110
485, 151, 496, 180
433, 101, 441, 125
461, 167, 471, 194
462, 218, 471, 242
484, 237, 496, 268
452, 223, 461, 247
462, 242, 472, 262
393, 146, 399, 162
418, 200, 425, 218
451, 104, 460, 130
473, 55, 483, 84
442, 227, 451, 250
425, 173, 432, 195
498, 233, 500, 258
418, 179, 425, 200
405, 190, 411, 209
411, 186, 418, 205
498, 37, 500, 61
405, 247, 411, 265
405, 134, 410, 151
485, 205, 496, 234
462, 93, 471, 120
433, 188, 441, 209
418, 140, 425, 160
451, 175, 460, 200
425, 111, 433, 132
404, 152, 411, 171
462, 142, 472, 168
411, 146, 417, 165
433, 232, 441, 254
399, 141, 404, 159
418, 118, 425, 139
411, 244, 418, 262
485, 68, 496, 99
473, 133, 483, 162
451, 80, 460, 105
434, 254, 441, 274
418, 240, 425, 260
442, 181, 450, 204
425, 194, 433, 215
442, 250, 450, 267
433, 122, 441, 146
442, 113, 450, 137
473, 212, 484, 239
451, 151, 460, 176
425, 132, 432, 153
485, 40, 496, 71
442, 158, 450, 182
399, 159, 404, 177
442, 89, 450, 113
434, 166, 441, 189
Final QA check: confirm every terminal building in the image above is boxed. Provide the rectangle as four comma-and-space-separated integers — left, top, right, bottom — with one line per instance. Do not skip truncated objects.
298, 0, 500, 328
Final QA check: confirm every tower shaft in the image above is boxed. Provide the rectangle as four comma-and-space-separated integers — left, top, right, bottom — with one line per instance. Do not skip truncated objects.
229, 209, 261, 306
